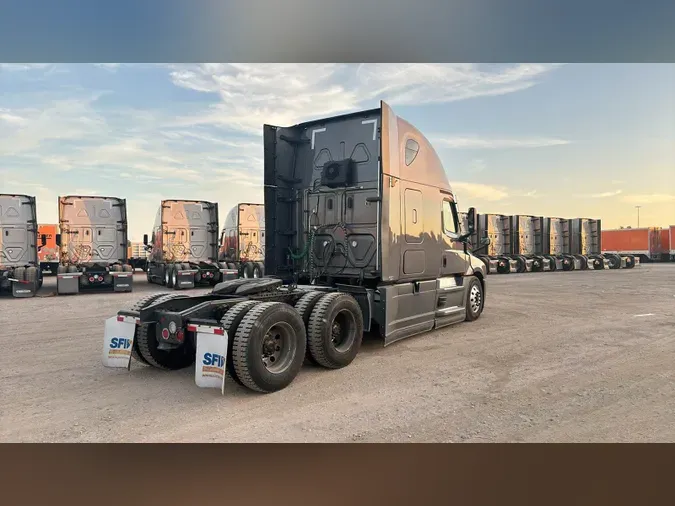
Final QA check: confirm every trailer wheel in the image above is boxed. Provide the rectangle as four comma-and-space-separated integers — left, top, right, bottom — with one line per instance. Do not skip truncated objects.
128, 293, 171, 365
464, 276, 484, 322
294, 291, 327, 365
307, 292, 364, 370
135, 293, 194, 370
220, 300, 261, 385
232, 302, 306, 393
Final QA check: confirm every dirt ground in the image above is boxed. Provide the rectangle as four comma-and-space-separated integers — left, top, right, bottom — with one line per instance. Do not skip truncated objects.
1, 264, 673, 442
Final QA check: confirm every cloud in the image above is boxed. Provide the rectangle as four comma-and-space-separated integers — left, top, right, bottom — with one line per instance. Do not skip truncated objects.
0, 63, 52, 72
92, 63, 122, 72
621, 193, 675, 204
450, 181, 509, 201
468, 159, 486, 173
434, 136, 570, 149
573, 189, 624, 199
165, 63, 561, 135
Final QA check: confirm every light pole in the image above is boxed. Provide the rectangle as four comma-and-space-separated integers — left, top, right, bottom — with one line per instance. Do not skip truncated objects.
635, 205, 641, 228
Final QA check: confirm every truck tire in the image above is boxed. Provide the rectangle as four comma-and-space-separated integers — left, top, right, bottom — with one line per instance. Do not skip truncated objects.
232, 302, 307, 393
496, 257, 510, 274
242, 262, 255, 278
573, 255, 588, 270
256, 262, 265, 277
561, 256, 575, 271
624, 255, 636, 269
530, 256, 544, 272
171, 263, 182, 289
227, 262, 236, 270
307, 292, 364, 370
464, 276, 484, 322
165, 265, 174, 288
589, 255, 604, 270
57, 265, 67, 274
294, 290, 326, 365
220, 300, 261, 385
181, 263, 190, 271
513, 256, 527, 274
122, 264, 133, 273
545, 255, 557, 272
607, 254, 621, 269
25, 266, 38, 288
135, 293, 194, 370
14, 267, 26, 282
67, 265, 78, 274
128, 293, 171, 365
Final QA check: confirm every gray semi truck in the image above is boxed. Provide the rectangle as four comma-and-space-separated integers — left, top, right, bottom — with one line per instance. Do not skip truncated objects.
102, 101, 490, 394
55, 195, 134, 294
0, 194, 46, 298
144, 199, 237, 289
218, 202, 266, 278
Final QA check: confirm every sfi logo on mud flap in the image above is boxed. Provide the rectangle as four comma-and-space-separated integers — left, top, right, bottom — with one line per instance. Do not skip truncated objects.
201, 353, 225, 378
110, 337, 132, 349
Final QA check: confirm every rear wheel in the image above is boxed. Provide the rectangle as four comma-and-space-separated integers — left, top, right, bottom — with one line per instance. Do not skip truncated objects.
464, 277, 484, 322
232, 302, 306, 393
122, 264, 133, 273
561, 256, 575, 271
606, 254, 621, 269
242, 262, 255, 278
171, 264, 181, 288
25, 266, 38, 289
307, 292, 363, 369
294, 291, 327, 365
165, 265, 174, 288
496, 257, 510, 274
624, 255, 636, 269
546, 255, 557, 272
128, 293, 171, 365
13, 267, 26, 282
135, 293, 194, 370
531, 256, 544, 272
252, 263, 263, 278
57, 265, 67, 274
220, 300, 261, 385
67, 265, 78, 274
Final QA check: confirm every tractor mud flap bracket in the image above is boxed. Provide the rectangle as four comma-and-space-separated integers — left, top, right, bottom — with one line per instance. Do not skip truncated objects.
176, 270, 197, 289
102, 314, 139, 370
191, 324, 228, 395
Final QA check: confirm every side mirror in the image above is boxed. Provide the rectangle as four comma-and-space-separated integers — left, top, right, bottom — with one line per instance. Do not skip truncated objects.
55, 234, 61, 246
143, 234, 148, 246
480, 235, 490, 247
467, 207, 476, 235
41, 234, 47, 246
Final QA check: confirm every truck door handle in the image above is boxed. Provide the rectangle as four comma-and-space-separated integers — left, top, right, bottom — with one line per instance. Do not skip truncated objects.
443, 257, 447, 267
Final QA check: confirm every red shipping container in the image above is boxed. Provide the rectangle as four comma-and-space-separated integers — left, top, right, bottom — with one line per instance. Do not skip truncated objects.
601, 227, 664, 259
670, 226, 675, 256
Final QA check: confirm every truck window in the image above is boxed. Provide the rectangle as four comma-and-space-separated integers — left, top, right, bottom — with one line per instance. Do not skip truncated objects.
442, 200, 459, 237
405, 139, 419, 166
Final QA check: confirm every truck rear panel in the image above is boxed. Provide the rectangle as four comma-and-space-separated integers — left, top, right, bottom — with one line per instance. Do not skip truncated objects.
220, 203, 265, 263
570, 218, 602, 256
548, 218, 571, 256
59, 195, 128, 265
160, 200, 219, 263
0, 194, 39, 268
511, 215, 545, 256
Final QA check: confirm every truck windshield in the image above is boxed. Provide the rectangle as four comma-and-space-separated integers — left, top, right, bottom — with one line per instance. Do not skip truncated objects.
442, 200, 459, 237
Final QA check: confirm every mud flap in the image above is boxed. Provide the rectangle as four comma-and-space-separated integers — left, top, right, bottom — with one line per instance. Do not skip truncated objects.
57, 273, 80, 294
175, 270, 197, 289
192, 324, 227, 395
11, 280, 36, 298
219, 268, 238, 282
102, 315, 138, 369
112, 272, 134, 292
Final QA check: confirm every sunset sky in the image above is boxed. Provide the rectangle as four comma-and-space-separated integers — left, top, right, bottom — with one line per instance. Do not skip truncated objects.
1, 63, 673, 241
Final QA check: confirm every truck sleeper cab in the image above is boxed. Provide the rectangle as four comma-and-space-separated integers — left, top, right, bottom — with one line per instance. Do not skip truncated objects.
0, 194, 46, 298
218, 202, 266, 278
105, 101, 488, 394
55, 195, 134, 295
145, 199, 237, 290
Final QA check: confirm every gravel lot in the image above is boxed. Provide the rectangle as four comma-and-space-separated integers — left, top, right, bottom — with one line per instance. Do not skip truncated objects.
1, 265, 673, 442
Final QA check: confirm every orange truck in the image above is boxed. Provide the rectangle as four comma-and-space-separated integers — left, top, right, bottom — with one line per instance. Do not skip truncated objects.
38, 224, 60, 274
601, 227, 668, 262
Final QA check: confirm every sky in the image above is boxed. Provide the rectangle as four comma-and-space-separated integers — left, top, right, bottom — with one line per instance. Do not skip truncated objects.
0, 63, 673, 242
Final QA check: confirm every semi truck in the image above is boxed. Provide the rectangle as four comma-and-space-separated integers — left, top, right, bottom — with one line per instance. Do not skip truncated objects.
102, 100, 490, 394
144, 199, 237, 289
38, 223, 60, 275
0, 194, 46, 297
218, 203, 265, 278
55, 195, 135, 294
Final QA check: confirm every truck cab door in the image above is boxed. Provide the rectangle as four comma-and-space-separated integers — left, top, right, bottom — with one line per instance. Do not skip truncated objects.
437, 199, 468, 317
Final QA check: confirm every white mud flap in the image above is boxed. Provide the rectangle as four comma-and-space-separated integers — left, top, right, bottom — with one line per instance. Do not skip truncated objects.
102, 315, 138, 369
192, 324, 228, 395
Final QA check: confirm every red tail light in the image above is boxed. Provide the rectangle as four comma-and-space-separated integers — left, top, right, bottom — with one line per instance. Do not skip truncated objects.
213, 328, 224, 336
161, 328, 169, 340
176, 330, 185, 342
89, 277, 94, 282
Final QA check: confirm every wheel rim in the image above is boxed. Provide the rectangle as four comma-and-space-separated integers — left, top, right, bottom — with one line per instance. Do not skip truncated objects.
172, 271, 177, 286
243, 270, 250, 279
165, 270, 170, 285
470, 284, 482, 314
331, 309, 357, 353
260, 321, 296, 374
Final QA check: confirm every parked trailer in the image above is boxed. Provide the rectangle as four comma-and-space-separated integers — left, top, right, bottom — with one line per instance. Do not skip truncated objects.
670, 226, 675, 261
601, 228, 667, 264
56, 195, 134, 294
144, 199, 237, 290
38, 223, 60, 275
218, 203, 265, 278
0, 194, 46, 297
102, 100, 489, 394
